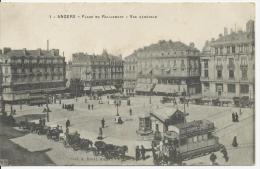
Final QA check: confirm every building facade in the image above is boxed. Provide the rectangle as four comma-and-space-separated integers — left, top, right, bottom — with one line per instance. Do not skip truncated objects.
201, 20, 255, 99
123, 53, 138, 95
0, 48, 66, 109
124, 40, 201, 96
71, 50, 124, 94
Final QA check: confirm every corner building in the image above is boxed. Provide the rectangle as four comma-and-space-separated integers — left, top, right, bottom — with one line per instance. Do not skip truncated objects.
0, 48, 66, 108
201, 20, 255, 99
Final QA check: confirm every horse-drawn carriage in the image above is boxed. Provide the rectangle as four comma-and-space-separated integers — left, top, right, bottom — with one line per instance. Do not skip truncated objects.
46, 125, 63, 141
31, 123, 49, 135
93, 141, 128, 160
160, 97, 176, 104
63, 131, 93, 151
212, 98, 221, 106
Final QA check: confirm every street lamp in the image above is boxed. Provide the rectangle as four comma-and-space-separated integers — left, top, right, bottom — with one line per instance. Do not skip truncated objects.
115, 97, 120, 116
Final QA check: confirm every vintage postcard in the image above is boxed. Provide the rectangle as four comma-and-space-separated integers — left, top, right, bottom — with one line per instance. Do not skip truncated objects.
0, 2, 256, 166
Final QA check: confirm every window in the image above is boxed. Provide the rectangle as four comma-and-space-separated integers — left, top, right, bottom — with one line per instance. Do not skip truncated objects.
239, 45, 243, 53
181, 60, 185, 71
241, 69, 247, 79
228, 84, 236, 93
215, 48, 218, 55
232, 46, 236, 53
240, 84, 249, 93
229, 70, 234, 79
241, 58, 247, 65
217, 70, 222, 78
220, 47, 223, 54
204, 83, 210, 90
228, 58, 234, 65
227, 46, 230, 54
217, 58, 222, 65
204, 70, 208, 78
203, 59, 208, 68
193, 136, 198, 143
5, 67, 8, 73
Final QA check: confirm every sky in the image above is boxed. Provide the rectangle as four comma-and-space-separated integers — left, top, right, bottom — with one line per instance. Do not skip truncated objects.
0, 3, 255, 61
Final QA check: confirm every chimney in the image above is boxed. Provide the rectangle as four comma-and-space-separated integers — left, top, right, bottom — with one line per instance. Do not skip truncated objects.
62, 51, 64, 57
224, 27, 228, 36
47, 40, 49, 51
0, 49, 2, 55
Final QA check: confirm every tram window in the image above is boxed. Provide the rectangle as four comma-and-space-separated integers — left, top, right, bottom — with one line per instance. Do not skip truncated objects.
180, 138, 187, 145
193, 136, 198, 143
198, 135, 202, 142
202, 134, 208, 140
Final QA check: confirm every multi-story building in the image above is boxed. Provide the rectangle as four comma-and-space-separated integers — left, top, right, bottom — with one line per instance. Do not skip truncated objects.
124, 40, 201, 96
123, 53, 138, 95
0, 48, 66, 110
201, 20, 255, 99
71, 50, 123, 95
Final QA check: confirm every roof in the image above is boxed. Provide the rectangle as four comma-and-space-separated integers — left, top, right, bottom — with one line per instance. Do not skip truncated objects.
1, 49, 63, 58
211, 31, 254, 46
138, 40, 198, 52
150, 108, 185, 123
175, 119, 214, 130
72, 51, 122, 63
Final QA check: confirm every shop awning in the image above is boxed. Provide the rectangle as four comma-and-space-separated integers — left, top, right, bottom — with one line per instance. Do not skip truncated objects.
110, 86, 116, 90
103, 86, 112, 91
84, 86, 91, 91
135, 83, 153, 92
153, 84, 179, 94
92, 86, 104, 91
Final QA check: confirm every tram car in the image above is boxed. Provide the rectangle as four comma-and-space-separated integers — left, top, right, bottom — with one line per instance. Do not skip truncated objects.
152, 119, 223, 165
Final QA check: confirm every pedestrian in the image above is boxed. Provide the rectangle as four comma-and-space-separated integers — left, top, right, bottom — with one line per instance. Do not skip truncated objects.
66, 127, 69, 135
235, 112, 239, 122
129, 108, 132, 116
42, 118, 46, 126
66, 119, 70, 128
101, 118, 105, 128
135, 146, 140, 161
97, 127, 103, 140
39, 118, 42, 126
232, 136, 238, 147
62, 104, 65, 109
88, 104, 90, 110
220, 146, 229, 162
91, 104, 94, 110
141, 145, 146, 160
232, 112, 235, 122
210, 152, 217, 165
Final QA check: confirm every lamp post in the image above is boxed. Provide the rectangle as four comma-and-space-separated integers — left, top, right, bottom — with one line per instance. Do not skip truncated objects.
116, 98, 120, 116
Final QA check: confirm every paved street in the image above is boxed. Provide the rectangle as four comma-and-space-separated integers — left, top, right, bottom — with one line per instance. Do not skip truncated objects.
7, 95, 254, 165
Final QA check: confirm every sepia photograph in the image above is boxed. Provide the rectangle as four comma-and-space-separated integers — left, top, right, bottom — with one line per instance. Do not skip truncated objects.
0, 1, 257, 167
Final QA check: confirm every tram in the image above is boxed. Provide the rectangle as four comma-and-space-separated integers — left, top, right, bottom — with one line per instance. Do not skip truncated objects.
152, 119, 223, 165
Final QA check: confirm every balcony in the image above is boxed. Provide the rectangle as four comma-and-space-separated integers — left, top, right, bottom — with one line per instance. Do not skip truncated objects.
227, 64, 235, 70
216, 65, 223, 70
240, 65, 248, 70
